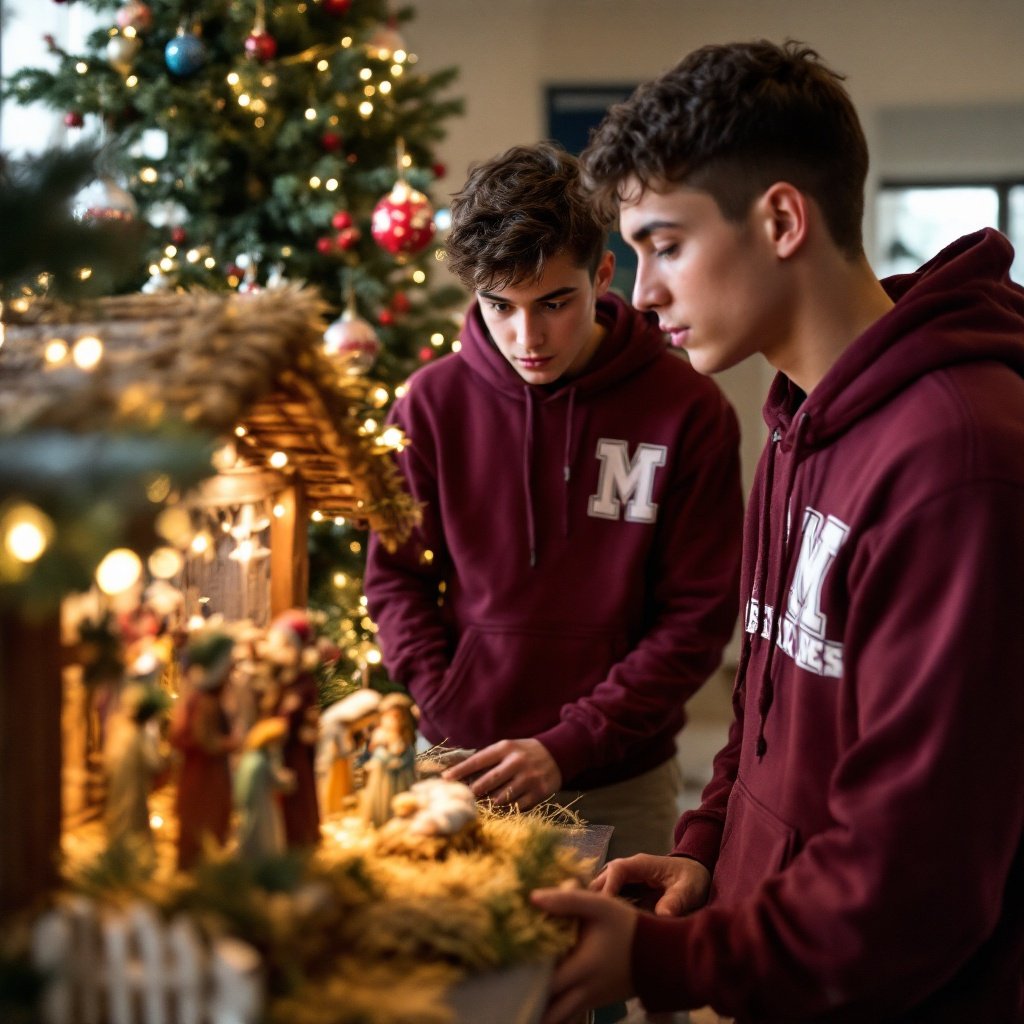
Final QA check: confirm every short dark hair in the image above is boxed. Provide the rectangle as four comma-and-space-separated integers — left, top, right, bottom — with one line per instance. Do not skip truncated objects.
445, 141, 609, 292
581, 40, 868, 258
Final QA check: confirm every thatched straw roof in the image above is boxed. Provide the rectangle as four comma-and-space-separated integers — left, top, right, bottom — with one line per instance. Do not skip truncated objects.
0, 285, 418, 549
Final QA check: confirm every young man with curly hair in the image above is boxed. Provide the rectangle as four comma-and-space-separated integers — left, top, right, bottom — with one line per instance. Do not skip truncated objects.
533, 40, 1024, 1024
365, 141, 743, 862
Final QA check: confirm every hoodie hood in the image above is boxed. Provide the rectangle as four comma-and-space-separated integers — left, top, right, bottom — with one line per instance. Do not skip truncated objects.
748, 228, 1024, 757
457, 291, 670, 565
764, 228, 1024, 443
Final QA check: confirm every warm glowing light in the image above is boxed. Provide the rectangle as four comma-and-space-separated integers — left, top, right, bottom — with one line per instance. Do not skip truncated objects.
227, 72, 240, 85
78, 267, 93, 281
150, 814, 164, 829
379, 80, 392, 95
394, 49, 408, 63
334, 515, 347, 526
371, 386, 389, 406
95, 548, 143, 595
451, 340, 463, 353
76, 62, 89, 74
165, 245, 177, 257
333, 572, 348, 587
401, 153, 412, 169
305, 107, 317, 120
363, 84, 376, 97
422, 549, 435, 564
391, 64, 403, 77
341, 36, 353, 47
349, 541, 362, 554
238, 93, 251, 107
190, 530, 213, 555
359, 67, 372, 80
44, 338, 69, 364
269, 450, 289, 469
272, 503, 286, 518
309, 176, 322, 188
395, 384, 408, 398
358, 101, 373, 118
148, 546, 183, 579
2, 504, 53, 563
159, 257, 174, 272
311, 510, 324, 522
72, 334, 104, 370
430, 332, 444, 346
126, 75, 138, 88
378, 426, 404, 449
186, 249, 200, 263
204, 257, 217, 269
326, 178, 339, 191
234, 424, 248, 437
412, 269, 426, 284
363, 418, 378, 432
140, 166, 158, 183
317, 59, 329, 71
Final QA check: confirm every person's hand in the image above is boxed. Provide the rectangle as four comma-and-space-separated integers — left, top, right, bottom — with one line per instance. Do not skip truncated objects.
530, 885, 638, 1024
442, 738, 561, 809
592, 853, 711, 917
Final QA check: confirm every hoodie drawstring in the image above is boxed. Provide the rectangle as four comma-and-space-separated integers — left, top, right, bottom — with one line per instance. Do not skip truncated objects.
522, 387, 538, 567
562, 387, 578, 538
755, 412, 810, 759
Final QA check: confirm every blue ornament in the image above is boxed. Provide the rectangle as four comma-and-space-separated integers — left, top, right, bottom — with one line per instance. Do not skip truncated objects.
164, 32, 206, 77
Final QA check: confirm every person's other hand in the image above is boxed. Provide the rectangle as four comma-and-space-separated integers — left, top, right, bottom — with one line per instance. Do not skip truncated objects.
530, 885, 637, 1024
442, 737, 561, 809
592, 853, 711, 916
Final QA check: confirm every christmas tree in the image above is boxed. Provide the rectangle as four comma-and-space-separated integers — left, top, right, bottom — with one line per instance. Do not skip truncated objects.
3, 0, 466, 694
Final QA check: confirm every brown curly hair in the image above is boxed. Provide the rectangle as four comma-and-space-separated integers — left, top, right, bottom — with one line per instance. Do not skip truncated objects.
445, 141, 609, 292
581, 40, 868, 258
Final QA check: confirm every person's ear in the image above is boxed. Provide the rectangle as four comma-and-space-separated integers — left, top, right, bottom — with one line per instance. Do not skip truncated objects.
757, 182, 808, 259
593, 249, 616, 294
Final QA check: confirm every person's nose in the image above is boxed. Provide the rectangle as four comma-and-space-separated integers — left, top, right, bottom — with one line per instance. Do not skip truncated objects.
516, 311, 544, 351
632, 258, 666, 312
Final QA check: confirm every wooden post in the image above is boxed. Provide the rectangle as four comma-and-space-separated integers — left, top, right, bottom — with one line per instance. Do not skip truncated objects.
0, 609, 63, 915
269, 484, 308, 617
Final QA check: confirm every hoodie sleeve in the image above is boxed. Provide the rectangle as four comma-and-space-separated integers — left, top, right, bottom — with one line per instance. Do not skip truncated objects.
630, 477, 1024, 1020
535, 394, 744, 785
364, 397, 453, 709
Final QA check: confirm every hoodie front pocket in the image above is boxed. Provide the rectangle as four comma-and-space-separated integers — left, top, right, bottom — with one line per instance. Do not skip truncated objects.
424, 622, 617, 749
709, 776, 798, 907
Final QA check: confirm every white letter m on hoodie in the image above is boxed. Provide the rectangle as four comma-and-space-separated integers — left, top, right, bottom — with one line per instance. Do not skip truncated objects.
588, 438, 667, 523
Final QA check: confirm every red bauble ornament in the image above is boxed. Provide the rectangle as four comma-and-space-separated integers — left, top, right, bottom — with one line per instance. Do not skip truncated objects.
336, 226, 361, 250
324, 311, 381, 375
431, 162, 447, 179
316, 236, 336, 255
170, 226, 187, 244
418, 347, 434, 363
371, 180, 435, 258
64, 111, 84, 128
377, 309, 394, 327
390, 291, 411, 314
321, 0, 352, 14
320, 131, 344, 153
245, 29, 277, 62
331, 210, 352, 231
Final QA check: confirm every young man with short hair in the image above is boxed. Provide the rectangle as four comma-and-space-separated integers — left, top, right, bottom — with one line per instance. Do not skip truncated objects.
533, 40, 1024, 1023
364, 142, 743, 861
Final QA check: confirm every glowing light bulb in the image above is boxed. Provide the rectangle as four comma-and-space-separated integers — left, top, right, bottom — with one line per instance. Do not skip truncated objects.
95, 548, 142, 594
2, 504, 53, 563
148, 546, 183, 579
269, 450, 289, 469
72, 335, 104, 370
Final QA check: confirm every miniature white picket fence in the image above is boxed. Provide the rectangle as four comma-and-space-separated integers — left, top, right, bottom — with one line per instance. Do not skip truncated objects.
31, 897, 263, 1024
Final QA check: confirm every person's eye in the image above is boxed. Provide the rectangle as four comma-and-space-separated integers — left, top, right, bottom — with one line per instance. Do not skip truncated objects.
654, 243, 679, 259
487, 301, 511, 313
543, 300, 569, 311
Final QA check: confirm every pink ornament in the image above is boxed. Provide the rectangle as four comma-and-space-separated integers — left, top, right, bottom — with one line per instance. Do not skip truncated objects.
116, 1, 153, 32
64, 111, 84, 128
331, 209, 353, 231
371, 180, 435, 258
245, 28, 277, 62
324, 311, 381, 375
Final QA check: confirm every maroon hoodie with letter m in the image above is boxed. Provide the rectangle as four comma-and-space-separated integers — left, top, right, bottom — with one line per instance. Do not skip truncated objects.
632, 229, 1024, 1022
365, 292, 742, 790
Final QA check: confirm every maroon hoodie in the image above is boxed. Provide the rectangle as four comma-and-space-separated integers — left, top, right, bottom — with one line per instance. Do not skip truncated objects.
632, 229, 1024, 1021
365, 292, 742, 789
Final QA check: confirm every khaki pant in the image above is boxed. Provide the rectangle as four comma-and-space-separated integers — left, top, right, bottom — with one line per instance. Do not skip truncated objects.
553, 758, 683, 863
